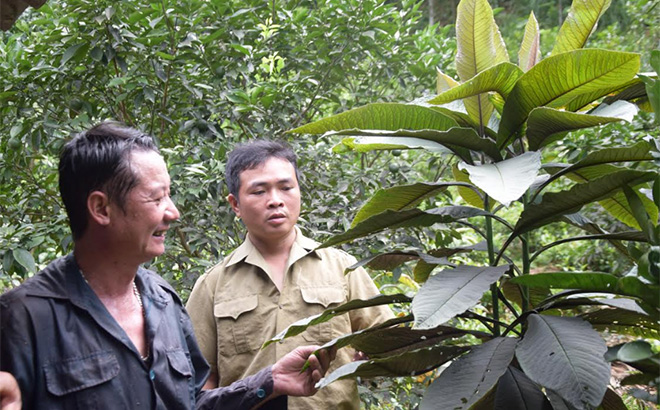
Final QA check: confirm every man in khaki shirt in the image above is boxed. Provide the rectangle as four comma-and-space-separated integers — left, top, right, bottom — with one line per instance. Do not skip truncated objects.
186, 140, 393, 409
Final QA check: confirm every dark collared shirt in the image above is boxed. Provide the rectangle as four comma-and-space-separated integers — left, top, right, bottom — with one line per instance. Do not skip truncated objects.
0, 254, 279, 409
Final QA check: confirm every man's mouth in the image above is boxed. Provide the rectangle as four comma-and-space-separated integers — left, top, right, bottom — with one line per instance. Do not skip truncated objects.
153, 229, 167, 237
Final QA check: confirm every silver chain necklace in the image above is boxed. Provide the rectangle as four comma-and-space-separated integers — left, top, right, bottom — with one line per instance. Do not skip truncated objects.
80, 270, 149, 361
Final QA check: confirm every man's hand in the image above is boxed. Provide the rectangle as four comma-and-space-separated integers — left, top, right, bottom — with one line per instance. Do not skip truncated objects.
0, 372, 21, 410
271, 346, 335, 397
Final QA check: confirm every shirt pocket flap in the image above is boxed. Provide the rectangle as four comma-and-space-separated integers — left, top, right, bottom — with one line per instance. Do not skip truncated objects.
44, 351, 119, 396
166, 349, 193, 377
300, 286, 345, 308
214, 295, 258, 320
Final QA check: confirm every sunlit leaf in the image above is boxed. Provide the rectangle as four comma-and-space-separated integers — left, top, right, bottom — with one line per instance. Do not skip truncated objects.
456, 0, 509, 125
552, 0, 612, 55
289, 103, 458, 134
518, 12, 541, 72
498, 50, 640, 148
437, 68, 459, 93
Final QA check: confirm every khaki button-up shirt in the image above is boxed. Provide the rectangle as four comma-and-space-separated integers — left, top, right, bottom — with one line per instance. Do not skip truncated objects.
187, 227, 394, 410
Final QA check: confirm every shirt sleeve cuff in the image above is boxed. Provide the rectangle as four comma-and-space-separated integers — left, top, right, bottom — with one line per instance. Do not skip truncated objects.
195, 365, 286, 410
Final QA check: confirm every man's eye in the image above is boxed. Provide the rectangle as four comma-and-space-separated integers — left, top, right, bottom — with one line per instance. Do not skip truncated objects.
253, 190, 265, 195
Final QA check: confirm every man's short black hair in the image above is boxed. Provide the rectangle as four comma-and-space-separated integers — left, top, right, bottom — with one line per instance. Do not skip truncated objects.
225, 139, 300, 200
58, 121, 159, 240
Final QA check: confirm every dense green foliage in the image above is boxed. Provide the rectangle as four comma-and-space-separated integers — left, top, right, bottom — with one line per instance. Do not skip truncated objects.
1, 0, 659, 407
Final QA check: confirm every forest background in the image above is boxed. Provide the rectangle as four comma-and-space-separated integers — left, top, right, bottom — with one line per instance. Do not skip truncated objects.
1, 0, 659, 408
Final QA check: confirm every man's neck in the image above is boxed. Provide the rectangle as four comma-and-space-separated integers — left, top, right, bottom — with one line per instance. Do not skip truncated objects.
73, 241, 139, 297
248, 228, 297, 259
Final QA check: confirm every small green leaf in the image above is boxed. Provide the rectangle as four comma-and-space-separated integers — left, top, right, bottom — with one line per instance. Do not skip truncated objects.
61, 43, 86, 65
12, 248, 36, 273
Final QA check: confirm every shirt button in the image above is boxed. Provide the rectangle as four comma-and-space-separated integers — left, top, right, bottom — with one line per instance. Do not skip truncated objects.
256, 388, 266, 399
278, 304, 283, 309
149, 370, 155, 380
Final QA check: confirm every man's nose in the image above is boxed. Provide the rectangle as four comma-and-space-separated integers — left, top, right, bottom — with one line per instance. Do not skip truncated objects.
267, 190, 284, 207
165, 196, 181, 220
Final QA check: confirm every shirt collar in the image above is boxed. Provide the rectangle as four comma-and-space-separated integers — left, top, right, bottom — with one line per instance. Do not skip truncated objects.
225, 226, 321, 269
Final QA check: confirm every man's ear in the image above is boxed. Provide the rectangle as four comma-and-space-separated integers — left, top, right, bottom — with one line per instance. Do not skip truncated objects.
227, 193, 241, 217
87, 191, 111, 226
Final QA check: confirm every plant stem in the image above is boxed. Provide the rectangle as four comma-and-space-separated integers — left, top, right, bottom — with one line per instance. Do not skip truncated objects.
485, 195, 500, 336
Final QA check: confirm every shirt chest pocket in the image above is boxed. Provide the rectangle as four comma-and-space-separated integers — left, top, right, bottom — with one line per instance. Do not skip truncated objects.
43, 350, 121, 409
299, 286, 346, 343
214, 295, 260, 354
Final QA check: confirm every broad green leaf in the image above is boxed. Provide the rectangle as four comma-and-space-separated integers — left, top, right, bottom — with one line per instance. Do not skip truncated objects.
582, 309, 660, 339
412, 264, 510, 329
516, 315, 609, 409
12, 248, 35, 273
548, 164, 659, 230
494, 366, 553, 410
427, 62, 523, 105
602, 77, 649, 105
420, 337, 517, 410
317, 344, 469, 389
332, 127, 502, 163
623, 185, 655, 240
456, 0, 509, 125
545, 142, 653, 184
452, 164, 490, 209
526, 101, 639, 151
289, 103, 458, 135
337, 136, 451, 154
511, 170, 656, 238
459, 151, 541, 207
518, 12, 541, 72
510, 272, 659, 306
498, 50, 640, 148
437, 68, 459, 93
552, 0, 612, 55
352, 182, 469, 227
320, 206, 494, 249
264, 294, 411, 347
501, 278, 550, 310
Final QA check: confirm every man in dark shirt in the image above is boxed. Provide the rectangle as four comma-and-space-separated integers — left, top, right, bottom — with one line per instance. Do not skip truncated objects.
0, 122, 331, 409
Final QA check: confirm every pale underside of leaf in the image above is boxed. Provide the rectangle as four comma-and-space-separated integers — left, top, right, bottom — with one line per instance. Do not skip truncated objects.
459, 151, 541, 207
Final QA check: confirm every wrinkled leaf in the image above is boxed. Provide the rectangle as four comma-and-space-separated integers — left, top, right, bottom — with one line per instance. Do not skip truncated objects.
420, 337, 517, 410
516, 315, 609, 409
